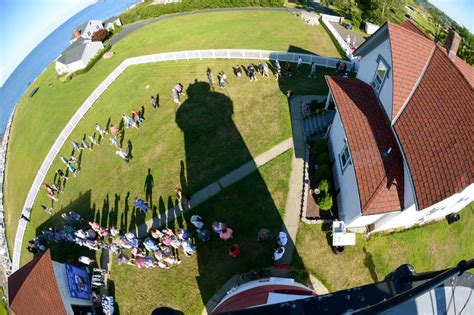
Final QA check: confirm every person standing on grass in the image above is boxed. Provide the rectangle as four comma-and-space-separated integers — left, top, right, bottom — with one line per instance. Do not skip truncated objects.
284, 62, 292, 77
78, 256, 95, 265
222, 71, 229, 85
69, 156, 79, 165
151, 95, 158, 109
89, 135, 99, 146
207, 68, 214, 85
263, 63, 270, 78
233, 65, 242, 78
72, 141, 82, 152
258, 62, 264, 77
133, 110, 144, 125
172, 88, 180, 105
116, 149, 129, 163
218, 72, 225, 89
109, 136, 119, 148
67, 163, 78, 177
274, 60, 281, 79
82, 139, 92, 151
110, 124, 120, 136
56, 169, 68, 181
95, 124, 107, 137
309, 62, 317, 78
297, 56, 303, 75
40, 205, 53, 215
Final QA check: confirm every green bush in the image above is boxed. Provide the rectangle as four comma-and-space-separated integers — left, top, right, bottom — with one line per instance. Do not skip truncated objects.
318, 193, 333, 211
75, 45, 111, 75
315, 164, 330, 183
312, 139, 328, 155
317, 152, 330, 165
318, 179, 330, 194
120, 0, 285, 24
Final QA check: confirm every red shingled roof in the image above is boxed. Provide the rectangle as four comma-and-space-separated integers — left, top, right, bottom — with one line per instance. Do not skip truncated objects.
9, 250, 66, 315
387, 22, 434, 121
394, 48, 474, 210
439, 47, 474, 87
399, 19, 430, 39
326, 76, 404, 215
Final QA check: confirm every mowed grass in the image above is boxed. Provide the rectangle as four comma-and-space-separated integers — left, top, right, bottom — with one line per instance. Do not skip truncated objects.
108, 150, 293, 314
295, 202, 474, 292
20, 59, 334, 265
5, 9, 342, 254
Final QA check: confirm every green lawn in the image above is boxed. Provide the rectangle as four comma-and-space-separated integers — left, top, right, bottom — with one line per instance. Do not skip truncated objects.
20, 59, 335, 266
5, 10, 342, 255
295, 202, 474, 292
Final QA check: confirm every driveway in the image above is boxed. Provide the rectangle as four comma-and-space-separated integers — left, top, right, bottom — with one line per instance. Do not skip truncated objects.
330, 22, 367, 49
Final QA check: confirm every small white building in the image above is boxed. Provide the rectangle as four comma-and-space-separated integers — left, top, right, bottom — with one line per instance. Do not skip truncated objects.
55, 38, 104, 75
322, 20, 473, 233
8, 250, 94, 314
103, 16, 122, 31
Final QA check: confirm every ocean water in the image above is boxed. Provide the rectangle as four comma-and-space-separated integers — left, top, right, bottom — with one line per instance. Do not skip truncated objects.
0, 0, 139, 134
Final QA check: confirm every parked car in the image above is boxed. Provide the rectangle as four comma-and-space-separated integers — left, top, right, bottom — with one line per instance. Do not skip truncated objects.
344, 22, 353, 30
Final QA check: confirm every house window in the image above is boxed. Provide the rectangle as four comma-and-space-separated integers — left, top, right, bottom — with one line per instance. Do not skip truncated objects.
87, 31, 91, 36
372, 55, 390, 93
339, 142, 351, 173
96, 25, 99, 30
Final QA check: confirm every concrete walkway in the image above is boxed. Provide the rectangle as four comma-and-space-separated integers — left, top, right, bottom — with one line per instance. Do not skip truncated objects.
277, 96, 307, 266
133, 138, 293, 237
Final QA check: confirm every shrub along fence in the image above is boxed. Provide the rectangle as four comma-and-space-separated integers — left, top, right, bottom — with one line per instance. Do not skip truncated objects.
11, 49, 356, 271
120, 0, 285, 24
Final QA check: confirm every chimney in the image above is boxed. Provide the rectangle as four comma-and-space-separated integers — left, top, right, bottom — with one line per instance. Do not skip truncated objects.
445, 28, 461, 61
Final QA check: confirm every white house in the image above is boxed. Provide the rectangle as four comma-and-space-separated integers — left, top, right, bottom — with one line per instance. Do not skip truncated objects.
103, 16, 122, 31
323, 20, 473, 233
55, 38, 104, 74
70, 19, 104, 43
364, 22, 380, 35
8, 250, 94, 314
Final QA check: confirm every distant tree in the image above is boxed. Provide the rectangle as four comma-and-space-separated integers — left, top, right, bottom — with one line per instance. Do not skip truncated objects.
91, 29, 109, 42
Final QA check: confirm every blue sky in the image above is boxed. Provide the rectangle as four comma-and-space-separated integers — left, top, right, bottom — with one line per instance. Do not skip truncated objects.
0, 0, 96, 86
430, 0, 474, 32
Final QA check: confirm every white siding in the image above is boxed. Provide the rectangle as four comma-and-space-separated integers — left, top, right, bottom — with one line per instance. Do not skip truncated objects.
55, 61, 69, 75
356, 38, 393, 119
80, 42, 104, 67
82, 20, 104, 40
347, 212, 389, 228
371, 183, 474, 233
68, 60, 87, 72
328, 110, 361, 225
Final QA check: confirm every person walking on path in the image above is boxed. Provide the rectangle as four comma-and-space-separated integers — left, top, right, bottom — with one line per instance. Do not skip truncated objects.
309, 62, 317, 79
95, 124, 107, 137
151, 95, 158, 109
56, 169, 68, 181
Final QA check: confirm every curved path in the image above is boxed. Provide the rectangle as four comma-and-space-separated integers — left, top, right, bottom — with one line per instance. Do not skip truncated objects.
11, 49, 351, 271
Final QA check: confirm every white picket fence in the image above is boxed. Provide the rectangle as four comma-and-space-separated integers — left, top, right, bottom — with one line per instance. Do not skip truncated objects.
11, 49, 357, 271
321, 15, 355, 60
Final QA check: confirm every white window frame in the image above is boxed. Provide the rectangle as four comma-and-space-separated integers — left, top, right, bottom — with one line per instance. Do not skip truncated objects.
372, 55, 390, 94
339, 141, 352, 173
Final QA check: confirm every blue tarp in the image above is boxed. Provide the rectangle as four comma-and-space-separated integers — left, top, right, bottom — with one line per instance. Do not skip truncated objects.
65, 263, 91, 300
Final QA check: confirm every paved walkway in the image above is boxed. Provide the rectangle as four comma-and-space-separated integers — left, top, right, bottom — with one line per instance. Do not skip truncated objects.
277, 96, 307, 266
133, 138, 293, 237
